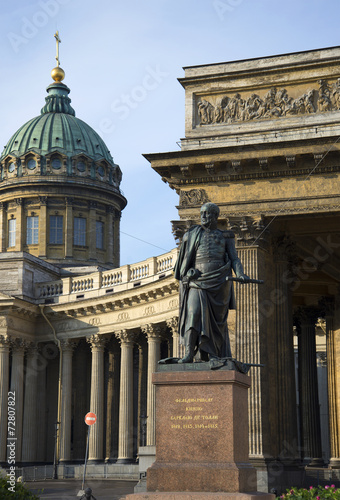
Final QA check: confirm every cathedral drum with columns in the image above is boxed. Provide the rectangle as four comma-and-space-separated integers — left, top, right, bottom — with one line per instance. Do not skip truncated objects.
0, 40, 340, 495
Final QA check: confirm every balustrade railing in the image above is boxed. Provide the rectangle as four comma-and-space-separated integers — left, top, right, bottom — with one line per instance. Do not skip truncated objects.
37, 281, 63, 298
71, 277, 94, 293
35, 248, 177, 300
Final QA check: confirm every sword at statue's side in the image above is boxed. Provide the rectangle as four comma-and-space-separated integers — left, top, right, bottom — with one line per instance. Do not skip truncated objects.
226, 277, 264, 284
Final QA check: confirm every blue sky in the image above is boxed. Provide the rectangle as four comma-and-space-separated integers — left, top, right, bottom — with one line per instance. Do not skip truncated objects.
1, 0, 340, 265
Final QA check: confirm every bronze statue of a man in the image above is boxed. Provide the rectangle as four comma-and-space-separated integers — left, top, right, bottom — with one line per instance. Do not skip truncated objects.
174, 202, 249, 363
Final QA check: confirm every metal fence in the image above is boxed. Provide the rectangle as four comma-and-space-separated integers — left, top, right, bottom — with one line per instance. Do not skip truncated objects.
20, 465, 54, 481
303, 467, 340, 488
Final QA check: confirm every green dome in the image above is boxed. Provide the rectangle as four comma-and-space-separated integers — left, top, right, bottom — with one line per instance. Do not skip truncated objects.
1, 82, 114, 164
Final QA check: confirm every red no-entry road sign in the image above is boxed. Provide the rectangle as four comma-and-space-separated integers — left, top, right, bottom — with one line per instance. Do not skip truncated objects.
84, 412, 97, 426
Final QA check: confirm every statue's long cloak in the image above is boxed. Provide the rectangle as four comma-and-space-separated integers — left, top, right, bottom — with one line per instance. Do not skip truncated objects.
174, 226, 236, 357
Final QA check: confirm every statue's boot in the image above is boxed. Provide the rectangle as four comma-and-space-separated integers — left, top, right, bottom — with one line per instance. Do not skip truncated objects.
179, 329, 197, 363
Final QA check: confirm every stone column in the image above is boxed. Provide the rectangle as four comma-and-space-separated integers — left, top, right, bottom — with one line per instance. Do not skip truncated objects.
88, 201, 97, 261
65, 197, 73, 258
59, 340, 75, 462
0, 202, 7, 251
72, 342, 89, 460
272, 238, 299, 462
116, 329, 137, 463
166, 317, 179, 358
10, 339, 26, 462
137, 336, 148, 448
0, 335, 10, 463
15, 198, 23, 251
36, 344, 47, 463
105, 339, 120, 462
38, 196, 47, 258
142, 324, 163, 446
106, 206, 114, 265
113, 211, 121, 267
87, 335, 107, 462
22, 344, 39, 462
295, 306, 323, 465
323, 297, 340, 468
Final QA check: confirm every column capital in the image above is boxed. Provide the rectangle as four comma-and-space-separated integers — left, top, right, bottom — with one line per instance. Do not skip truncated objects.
166, 317, 179, 334
39, 196, 48, 206
25, 342, 39, 356
272, 234, 298, 264
15, 198, 23, 206
294, 305, 321, 330
115, 329, 137, 345
10, 338, 28, 353
60, 338, 78, 353
0, 334, 11, 348
227, 215, 269, 248
319, 296, 335, 317
65, 197, 74, 206
142, 323, 164, 340
86, 334, 108, 351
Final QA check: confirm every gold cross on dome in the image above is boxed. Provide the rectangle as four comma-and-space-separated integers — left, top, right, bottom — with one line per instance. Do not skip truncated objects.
54, 31, 61, 67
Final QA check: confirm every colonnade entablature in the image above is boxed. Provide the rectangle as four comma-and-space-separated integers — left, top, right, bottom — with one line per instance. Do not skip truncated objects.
149, 148, 340, 189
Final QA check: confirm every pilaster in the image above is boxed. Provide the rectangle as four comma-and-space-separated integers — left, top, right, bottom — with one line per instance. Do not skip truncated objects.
232, 218, 271, 463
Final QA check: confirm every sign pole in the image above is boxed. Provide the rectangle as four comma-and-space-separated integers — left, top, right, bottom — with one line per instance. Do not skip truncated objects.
77, 412, 97, 497
82, 426, 91, 491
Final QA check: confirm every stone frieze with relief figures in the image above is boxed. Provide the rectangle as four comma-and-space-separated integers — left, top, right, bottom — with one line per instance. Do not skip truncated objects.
197, 79, 340, 126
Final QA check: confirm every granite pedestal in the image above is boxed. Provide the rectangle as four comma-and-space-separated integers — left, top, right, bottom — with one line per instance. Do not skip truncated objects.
126, 365, 274, 500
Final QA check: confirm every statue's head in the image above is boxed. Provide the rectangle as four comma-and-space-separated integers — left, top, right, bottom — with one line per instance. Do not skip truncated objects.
200, 203, 219, 228
85, 488, 92, 498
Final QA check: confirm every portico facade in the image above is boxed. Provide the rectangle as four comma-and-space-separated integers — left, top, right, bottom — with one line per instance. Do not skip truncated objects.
145, 47, 340, 490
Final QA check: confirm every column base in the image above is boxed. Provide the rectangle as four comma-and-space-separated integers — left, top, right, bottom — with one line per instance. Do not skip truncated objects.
87, 459, 105, 465
126, 493, 274, 499
329, 458, 340, 469
307, 458, 324, 467
116, 458, 135, 464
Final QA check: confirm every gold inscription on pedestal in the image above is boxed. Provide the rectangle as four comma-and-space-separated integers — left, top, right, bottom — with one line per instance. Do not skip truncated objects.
170, 397, 219, 430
